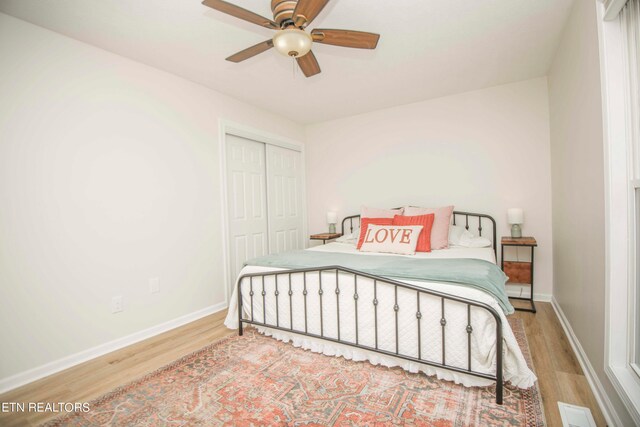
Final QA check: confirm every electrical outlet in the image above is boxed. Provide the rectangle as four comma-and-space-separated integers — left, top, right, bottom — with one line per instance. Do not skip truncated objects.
149, 277, 160, 294
111, 296, 123, 313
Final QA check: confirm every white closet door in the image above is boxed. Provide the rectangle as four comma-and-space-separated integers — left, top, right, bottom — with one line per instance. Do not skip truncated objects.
225, 135, 268, 286
266, 144, 304, 253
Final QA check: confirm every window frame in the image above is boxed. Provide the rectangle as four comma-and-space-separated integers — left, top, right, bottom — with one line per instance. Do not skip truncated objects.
632, 180, 640, 377
599, 0, 640, 422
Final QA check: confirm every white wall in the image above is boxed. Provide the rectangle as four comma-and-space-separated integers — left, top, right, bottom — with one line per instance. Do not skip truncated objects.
0, 13, 305, 383
305, 78, 554, 297
547, 0, 634, 425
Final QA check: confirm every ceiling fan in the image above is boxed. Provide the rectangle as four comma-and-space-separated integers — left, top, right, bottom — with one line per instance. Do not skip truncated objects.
201, 0, 380, 77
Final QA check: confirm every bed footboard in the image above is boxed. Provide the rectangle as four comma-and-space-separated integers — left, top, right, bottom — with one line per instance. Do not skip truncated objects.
237, 266, 504, 404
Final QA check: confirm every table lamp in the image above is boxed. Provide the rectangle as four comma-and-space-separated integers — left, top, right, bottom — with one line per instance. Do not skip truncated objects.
327, 211, 337, 234
507, 208, 523, 238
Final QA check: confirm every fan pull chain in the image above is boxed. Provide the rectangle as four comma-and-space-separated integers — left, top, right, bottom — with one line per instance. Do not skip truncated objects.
292, 57, 297, 78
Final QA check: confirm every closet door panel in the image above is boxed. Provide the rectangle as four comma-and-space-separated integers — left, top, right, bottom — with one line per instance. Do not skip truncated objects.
226, 135, 268, 288
266, 144, 304, 253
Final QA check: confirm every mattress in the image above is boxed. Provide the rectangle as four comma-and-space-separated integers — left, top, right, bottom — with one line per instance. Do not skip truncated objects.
225, 242, 536, 389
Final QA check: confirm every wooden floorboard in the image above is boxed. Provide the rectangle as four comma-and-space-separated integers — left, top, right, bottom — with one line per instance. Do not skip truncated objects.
512, 303, 607, 426
0, 303, 606, 426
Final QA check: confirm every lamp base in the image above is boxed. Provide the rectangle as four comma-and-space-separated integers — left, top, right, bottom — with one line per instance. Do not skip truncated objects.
511, 224, 522, 238
329, 224, 336, 234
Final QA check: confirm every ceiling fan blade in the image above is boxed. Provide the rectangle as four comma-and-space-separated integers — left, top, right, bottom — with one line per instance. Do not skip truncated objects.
311, 29, 380, 49
296, 51, 321, 77
292, 0, 329, 28
226, 40, 274, 62
202, 0, 278, 29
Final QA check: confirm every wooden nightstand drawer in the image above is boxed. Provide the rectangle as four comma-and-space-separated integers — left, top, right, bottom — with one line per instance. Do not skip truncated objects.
503, 261, 532, 284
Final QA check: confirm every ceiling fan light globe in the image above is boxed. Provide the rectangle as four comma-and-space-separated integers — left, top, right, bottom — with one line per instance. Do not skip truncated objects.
272, 28, 312, 58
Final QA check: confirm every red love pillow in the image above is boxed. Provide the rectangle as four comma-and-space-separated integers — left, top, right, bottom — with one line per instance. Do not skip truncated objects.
393, 214, 435, 252
357, 217, 394, 249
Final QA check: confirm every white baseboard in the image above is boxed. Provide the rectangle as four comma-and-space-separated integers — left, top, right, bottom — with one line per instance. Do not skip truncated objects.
551, 297, 622, 427
0, 302, 228, 394
506, 288, 552, 302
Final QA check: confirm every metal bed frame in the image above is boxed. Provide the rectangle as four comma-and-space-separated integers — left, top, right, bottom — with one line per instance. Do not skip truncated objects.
237, 211, 505, 404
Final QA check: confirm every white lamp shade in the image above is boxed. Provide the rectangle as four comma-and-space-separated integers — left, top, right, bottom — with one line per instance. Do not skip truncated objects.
272, 28, 313, 58
327, 211, 338, 224
507, 208, 524, 224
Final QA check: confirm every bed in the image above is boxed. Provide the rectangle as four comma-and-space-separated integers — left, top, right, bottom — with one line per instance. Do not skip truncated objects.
224, 211, 536, 404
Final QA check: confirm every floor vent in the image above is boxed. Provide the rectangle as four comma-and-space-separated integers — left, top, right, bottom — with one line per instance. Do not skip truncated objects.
558, 402, 597, 427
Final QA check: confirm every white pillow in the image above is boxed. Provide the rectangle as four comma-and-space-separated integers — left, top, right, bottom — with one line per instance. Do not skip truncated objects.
460, 234, 492, 248
336, 227, 360, 244
361, 206, 404, 218
448, 225, 492, 248
359, 224, 423, 255
448, 225, 467, 246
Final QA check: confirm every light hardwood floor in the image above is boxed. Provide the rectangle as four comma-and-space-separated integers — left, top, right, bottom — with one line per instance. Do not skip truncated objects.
0, 303, 606, 426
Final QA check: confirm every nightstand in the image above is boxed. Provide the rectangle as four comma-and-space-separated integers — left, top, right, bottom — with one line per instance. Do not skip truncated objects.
310, 233, 342, 244
501, 236, 537, 313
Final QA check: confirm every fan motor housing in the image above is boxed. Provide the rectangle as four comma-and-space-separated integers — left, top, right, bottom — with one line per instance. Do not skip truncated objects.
271, 0, 298, 27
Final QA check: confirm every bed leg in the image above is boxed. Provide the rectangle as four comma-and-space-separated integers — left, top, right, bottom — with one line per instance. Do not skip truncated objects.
238, 278, 244, 336
495, 316, 504, 405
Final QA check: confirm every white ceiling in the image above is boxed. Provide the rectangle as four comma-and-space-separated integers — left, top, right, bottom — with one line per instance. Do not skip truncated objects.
0, 0, 574, 124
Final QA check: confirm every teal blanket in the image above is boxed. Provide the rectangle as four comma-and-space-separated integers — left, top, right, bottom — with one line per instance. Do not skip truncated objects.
245, 250, 513, 314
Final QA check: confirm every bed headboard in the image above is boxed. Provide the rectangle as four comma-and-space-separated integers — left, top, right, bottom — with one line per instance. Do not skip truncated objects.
341, 210, 498, 255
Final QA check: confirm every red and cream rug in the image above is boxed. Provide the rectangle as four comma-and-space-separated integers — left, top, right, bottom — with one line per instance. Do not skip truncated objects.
45, 318, 544, 426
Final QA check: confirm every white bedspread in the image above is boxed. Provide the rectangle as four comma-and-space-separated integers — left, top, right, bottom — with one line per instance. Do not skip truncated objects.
225, 243, 536, 389
309, 241, 497, 262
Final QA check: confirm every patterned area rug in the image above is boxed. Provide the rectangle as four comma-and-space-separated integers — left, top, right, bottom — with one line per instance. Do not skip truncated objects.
45, 318, 544, 426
